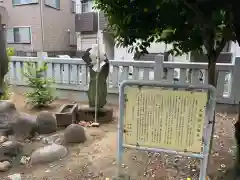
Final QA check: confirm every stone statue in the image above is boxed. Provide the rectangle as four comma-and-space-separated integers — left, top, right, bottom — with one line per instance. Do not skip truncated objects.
82, 45, 109, 109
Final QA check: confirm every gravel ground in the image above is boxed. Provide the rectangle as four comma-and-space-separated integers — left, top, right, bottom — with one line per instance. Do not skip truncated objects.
0, 93, 238, 180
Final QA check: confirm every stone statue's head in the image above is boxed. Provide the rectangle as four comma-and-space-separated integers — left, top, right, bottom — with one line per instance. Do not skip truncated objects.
89, 44, 107, 65
82, 44, 107, 64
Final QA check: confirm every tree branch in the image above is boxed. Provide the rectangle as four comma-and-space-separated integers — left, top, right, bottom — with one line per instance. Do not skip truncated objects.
183, 0, 205, 24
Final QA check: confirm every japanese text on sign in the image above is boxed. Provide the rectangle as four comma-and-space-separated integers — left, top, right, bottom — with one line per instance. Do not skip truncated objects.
124, 87, 207, 153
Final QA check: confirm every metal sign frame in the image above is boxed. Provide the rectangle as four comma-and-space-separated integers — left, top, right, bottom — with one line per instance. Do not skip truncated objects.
117, 80, 216, 180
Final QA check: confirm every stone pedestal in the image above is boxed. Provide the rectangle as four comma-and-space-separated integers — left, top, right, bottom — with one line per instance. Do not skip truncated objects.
77, 106, 113, 123
55, 104, 78, 127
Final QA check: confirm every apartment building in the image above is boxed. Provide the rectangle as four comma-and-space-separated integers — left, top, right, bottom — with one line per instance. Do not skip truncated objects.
0, 0, 77, 56
75, 0, 113, 58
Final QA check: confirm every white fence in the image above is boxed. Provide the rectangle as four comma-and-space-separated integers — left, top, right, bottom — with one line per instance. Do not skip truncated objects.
8, 55, 240, 104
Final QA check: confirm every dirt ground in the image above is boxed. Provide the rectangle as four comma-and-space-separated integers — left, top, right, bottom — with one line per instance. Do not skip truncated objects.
0, 92, 238, 180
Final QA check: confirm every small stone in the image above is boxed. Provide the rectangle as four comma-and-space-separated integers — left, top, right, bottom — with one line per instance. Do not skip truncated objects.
8, 173, 22, 180
220, 164, 226, 169
55, 138, 62, 145
2, 140, 12, 147
64, 124, 86, 144
228, 148, 233, 153
218, 164, 226, 172
213, 135, 219, 139
0, 136, 7, 143
35, 135, 42, 141
132, 156, 137, 160
0, 161, 11, 172
42, 138, 48, 144
25, 139, 31, 143
49, 164, 56, 168
20, 156, 30, 165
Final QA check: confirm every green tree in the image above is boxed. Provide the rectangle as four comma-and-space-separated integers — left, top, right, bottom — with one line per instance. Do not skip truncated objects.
95, 0, 235, 86
94, 0, 238, 163
23, 61, 55, 108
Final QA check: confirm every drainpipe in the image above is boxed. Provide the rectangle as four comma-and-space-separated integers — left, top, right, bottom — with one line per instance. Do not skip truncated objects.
39, 0, 45, 54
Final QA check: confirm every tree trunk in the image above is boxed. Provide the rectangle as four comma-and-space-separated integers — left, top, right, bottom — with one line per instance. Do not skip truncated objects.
208, 59, 217, 87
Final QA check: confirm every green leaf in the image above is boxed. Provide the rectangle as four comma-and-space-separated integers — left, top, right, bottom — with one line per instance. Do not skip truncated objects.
94, 0, 235, 59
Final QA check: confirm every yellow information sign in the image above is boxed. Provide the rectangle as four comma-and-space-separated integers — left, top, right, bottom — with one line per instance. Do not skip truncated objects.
124, 86, 208, 153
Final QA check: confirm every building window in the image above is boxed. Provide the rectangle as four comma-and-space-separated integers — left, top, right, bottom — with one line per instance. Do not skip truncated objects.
7, 27, 31, 44
81, 0, 94, 13
45, 0, 60, 9
12, 0, 38, 5
71, 0, 76, 13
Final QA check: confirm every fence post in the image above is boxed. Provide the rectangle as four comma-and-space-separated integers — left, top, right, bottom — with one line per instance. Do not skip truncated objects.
230, 57, 240, 104
37, 52, 48, 60
154, 54, 164, 81
37, 52, 48, 78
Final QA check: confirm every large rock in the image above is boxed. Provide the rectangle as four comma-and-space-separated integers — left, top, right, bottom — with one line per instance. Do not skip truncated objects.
9, 113, 38, 139
30, 144, 68, 165
0, 101, 16, 135
36, 111, 57, 134
64, 124, 86, 144
0, 140, 22, 157
0, 101, 38, 139
0, 100, 16, 113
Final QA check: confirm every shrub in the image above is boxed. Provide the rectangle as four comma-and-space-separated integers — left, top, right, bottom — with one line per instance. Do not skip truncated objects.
23, 61, 55, 108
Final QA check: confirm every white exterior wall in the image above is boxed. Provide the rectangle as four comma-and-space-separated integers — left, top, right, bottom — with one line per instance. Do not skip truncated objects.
77, 33, 97, 51
77, 33, 192, 61
113, 42, 191, 61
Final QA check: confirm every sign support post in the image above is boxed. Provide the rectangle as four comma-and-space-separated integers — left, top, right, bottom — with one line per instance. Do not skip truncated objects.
117, 80, 216, 180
